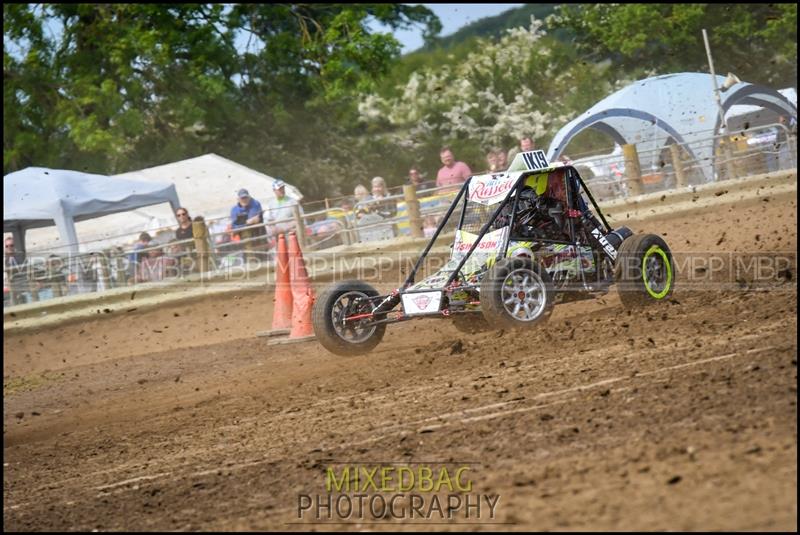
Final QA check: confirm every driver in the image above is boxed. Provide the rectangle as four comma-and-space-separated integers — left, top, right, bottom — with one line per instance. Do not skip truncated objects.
493, 176, 568, 240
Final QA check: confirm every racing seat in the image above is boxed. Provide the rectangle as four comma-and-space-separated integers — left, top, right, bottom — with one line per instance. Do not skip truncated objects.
520, 170, 570, 239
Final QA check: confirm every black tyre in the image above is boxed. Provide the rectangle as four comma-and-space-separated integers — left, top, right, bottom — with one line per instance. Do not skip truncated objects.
312, 280, 386, 356
452, 312, 491, 334
614, 233, 675, 308
480, 257, 555, 330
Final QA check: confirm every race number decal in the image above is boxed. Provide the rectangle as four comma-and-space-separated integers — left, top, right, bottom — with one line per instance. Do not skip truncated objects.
521, 150, 549, 170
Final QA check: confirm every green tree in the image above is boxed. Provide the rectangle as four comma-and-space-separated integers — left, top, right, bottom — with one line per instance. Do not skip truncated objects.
4, 3, 441, 200
223, 4, 441, 198
5, 4, 239, 173
552, 4, 797, 87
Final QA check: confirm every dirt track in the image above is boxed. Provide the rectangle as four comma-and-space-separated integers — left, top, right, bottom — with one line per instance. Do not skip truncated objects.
3, 193, 798, 531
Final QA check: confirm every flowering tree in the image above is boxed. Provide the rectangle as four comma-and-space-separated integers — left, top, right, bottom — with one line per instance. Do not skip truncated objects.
358, 17, 614, 164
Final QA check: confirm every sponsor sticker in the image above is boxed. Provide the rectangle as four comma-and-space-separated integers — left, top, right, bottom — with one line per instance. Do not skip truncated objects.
401, 291, 442, 316
468, 174, 519, 205
452, 227, 508, 262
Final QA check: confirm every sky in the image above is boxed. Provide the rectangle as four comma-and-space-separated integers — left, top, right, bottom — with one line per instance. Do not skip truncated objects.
379, 4, 525, 53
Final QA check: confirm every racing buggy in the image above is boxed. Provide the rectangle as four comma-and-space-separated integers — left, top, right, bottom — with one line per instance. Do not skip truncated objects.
312, 150, 675, 356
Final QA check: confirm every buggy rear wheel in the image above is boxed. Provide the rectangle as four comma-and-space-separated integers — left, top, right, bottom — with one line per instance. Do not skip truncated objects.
312, 280, 386, 356
614, 233, 675, 308
480, 257, 554, 330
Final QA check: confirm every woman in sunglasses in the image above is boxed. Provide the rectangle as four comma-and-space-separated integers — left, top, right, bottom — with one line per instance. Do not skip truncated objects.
174, 208, 194, 240
174, 208, 196, 275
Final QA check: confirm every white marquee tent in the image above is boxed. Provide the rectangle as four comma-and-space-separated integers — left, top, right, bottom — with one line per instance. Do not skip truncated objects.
21, 153, 303, 251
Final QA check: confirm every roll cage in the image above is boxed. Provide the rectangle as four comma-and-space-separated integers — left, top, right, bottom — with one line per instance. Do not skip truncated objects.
401, 164, 612, 293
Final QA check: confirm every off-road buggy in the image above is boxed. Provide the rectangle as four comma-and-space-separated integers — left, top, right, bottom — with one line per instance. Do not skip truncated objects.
313, 150, 675, 356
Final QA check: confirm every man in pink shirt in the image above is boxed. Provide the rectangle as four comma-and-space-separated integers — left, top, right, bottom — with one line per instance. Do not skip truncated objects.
436, 147, 472, 190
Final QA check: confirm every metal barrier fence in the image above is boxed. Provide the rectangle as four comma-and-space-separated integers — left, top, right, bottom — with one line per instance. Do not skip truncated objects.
569, 122, 796, 203
4, 123, 797, 306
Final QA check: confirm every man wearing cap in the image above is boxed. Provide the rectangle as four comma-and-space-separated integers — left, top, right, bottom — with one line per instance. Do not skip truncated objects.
230, 189, 267, 258
266, 179, 303, 236
231, 189, 264, 230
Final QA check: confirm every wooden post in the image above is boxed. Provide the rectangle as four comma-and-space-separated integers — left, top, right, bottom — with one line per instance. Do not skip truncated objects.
192, 218, 210, 275
715, 136, 738, 180
403, 185, 424, 238
726, 135, 742, 179
114, 253, 126, 287
622, 144, 643, 197
669, 144, 688, 188
292, 204, 306, 249
324, 197, 330, 211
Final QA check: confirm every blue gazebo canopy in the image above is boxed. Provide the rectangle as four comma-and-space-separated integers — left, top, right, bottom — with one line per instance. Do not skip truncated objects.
4, 167, 180, 254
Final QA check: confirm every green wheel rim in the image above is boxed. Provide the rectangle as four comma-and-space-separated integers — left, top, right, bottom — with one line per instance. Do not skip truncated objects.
642, 245, 672, 299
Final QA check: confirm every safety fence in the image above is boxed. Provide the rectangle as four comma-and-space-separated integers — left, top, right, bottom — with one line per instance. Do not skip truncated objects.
3, 188, 460, 306
4, 123, 797, 307
569, 122, 796, 203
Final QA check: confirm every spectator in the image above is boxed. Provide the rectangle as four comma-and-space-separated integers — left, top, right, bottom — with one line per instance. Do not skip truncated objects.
127, 232, 152, 283
137, 246, 177, 283
484, 147, 509, 173
353, 184, 370, 203
436, 147, 472, 191
423, 215, 438, 238
368, 176, 397, 219
230, 188, 267, 256
173, 207, 196, 275
266, 179, 303, 236
4, 236, 24, 269
339, 197, 355, 212
174, 207, 194, 241
485, 150, 498, 173
493, 147, 508, 171
408, 166, 435, 191
4, 236, 27, 305
230, 188, 264, 231
353, 184, 372, 220
507, 136, 536, 164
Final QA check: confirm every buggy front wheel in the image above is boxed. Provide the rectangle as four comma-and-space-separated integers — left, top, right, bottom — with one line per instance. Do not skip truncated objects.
614, 233, 675, 307
312, 280, 386, 356
480, 257, 555, 330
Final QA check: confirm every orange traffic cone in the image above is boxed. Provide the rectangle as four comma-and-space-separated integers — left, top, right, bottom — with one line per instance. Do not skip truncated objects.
287, 232, 315, 339
270, 234, 292, 333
